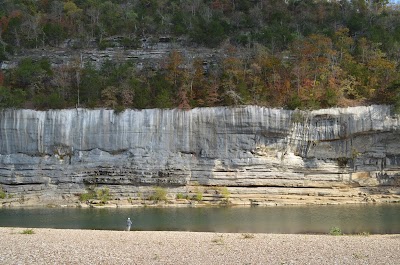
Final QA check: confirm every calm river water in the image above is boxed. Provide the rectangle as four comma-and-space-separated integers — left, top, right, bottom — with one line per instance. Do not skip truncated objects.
0, 204, 399, 234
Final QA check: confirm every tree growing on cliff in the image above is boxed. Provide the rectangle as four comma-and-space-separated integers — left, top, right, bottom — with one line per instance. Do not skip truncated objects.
0, 86, 26, 108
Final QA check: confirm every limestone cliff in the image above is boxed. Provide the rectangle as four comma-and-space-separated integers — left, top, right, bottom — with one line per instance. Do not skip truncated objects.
0, 105, 399, 206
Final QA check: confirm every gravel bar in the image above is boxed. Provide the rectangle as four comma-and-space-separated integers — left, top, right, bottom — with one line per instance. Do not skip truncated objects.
1, 227, 399, 264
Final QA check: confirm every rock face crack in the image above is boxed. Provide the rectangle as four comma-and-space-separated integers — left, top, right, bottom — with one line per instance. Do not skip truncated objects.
0, 105, 399, 205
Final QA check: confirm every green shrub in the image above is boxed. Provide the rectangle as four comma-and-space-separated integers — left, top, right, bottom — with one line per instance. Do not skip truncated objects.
190, 186, 204, 201
78, 191, 96, 202
96, 187, 111, 203
329, 227, 343, 236
149, 186, 167, 201
193, 190, 203, 201
218, 187, 230, 200
176, 193, 185, 199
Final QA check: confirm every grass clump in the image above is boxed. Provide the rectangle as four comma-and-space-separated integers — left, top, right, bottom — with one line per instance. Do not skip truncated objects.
329, 226, 343, 236
21, 229, 35, 235
211, 234, 224, 245
242, 233, 255, 239
357, 231, 370, 236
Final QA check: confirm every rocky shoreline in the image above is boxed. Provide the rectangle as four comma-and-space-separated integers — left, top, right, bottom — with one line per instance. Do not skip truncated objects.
1, 227, 399, 264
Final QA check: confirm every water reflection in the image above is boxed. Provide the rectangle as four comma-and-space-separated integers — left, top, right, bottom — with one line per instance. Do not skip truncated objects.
0, 204, 399, 234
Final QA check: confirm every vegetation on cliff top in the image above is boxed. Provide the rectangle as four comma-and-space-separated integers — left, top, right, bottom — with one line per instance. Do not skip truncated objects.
0, 0, 400, 110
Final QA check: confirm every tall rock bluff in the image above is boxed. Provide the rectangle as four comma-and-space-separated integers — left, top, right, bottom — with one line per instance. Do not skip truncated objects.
1, 105, 399, 207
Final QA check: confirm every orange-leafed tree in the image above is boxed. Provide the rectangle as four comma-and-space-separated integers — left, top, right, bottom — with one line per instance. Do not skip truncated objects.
290, 34, 339, 109
166, 50, 184, 87
205, 78, 220, 107
253, 46, 289, 106
190, 58, 208, 107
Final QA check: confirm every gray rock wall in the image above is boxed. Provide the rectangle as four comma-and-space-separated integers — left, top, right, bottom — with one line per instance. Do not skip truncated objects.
1, 105, 399, 206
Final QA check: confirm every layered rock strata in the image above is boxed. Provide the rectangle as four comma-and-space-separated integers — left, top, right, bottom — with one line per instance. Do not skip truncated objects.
0, 105, 399, 207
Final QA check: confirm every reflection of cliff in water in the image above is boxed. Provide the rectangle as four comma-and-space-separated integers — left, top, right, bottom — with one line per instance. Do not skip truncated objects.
0, 105, 400, 206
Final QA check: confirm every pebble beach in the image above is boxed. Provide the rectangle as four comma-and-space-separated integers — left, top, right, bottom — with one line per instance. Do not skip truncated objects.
1, 227, 399, 264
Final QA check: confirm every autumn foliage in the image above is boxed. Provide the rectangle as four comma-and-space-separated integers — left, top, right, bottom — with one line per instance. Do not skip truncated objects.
0, 1, 400, 110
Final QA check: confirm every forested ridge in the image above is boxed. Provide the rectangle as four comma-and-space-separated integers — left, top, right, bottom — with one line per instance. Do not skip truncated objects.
0, 0, 400, 111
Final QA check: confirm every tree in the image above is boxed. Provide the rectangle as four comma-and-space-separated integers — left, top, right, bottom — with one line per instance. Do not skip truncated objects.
205, 79, 220, 107
0, 10, 22, 55
253, 45, 288, 106
43, 21, 66, 46
290, 34, 338, 109
101, 85, 118, 108
0, 15, 10, 55
190, 16, 228, 47
52, 65, 73, 103
21, 13, 44, 48
220, 55, 246, 105
190, 58, 208, 107
12, 58, 53, 99
0, 86, 26, 108
154, 88, 173, 109
333, 28, 354, 64
177, 85, 191, 110
63, 0, 83, 37
165, 50, 184, 88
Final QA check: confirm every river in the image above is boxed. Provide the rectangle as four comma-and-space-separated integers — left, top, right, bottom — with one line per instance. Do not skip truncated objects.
0, 204, 399, 234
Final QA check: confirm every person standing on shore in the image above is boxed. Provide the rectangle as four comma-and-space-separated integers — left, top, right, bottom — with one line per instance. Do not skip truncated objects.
126, 218, 132, 231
